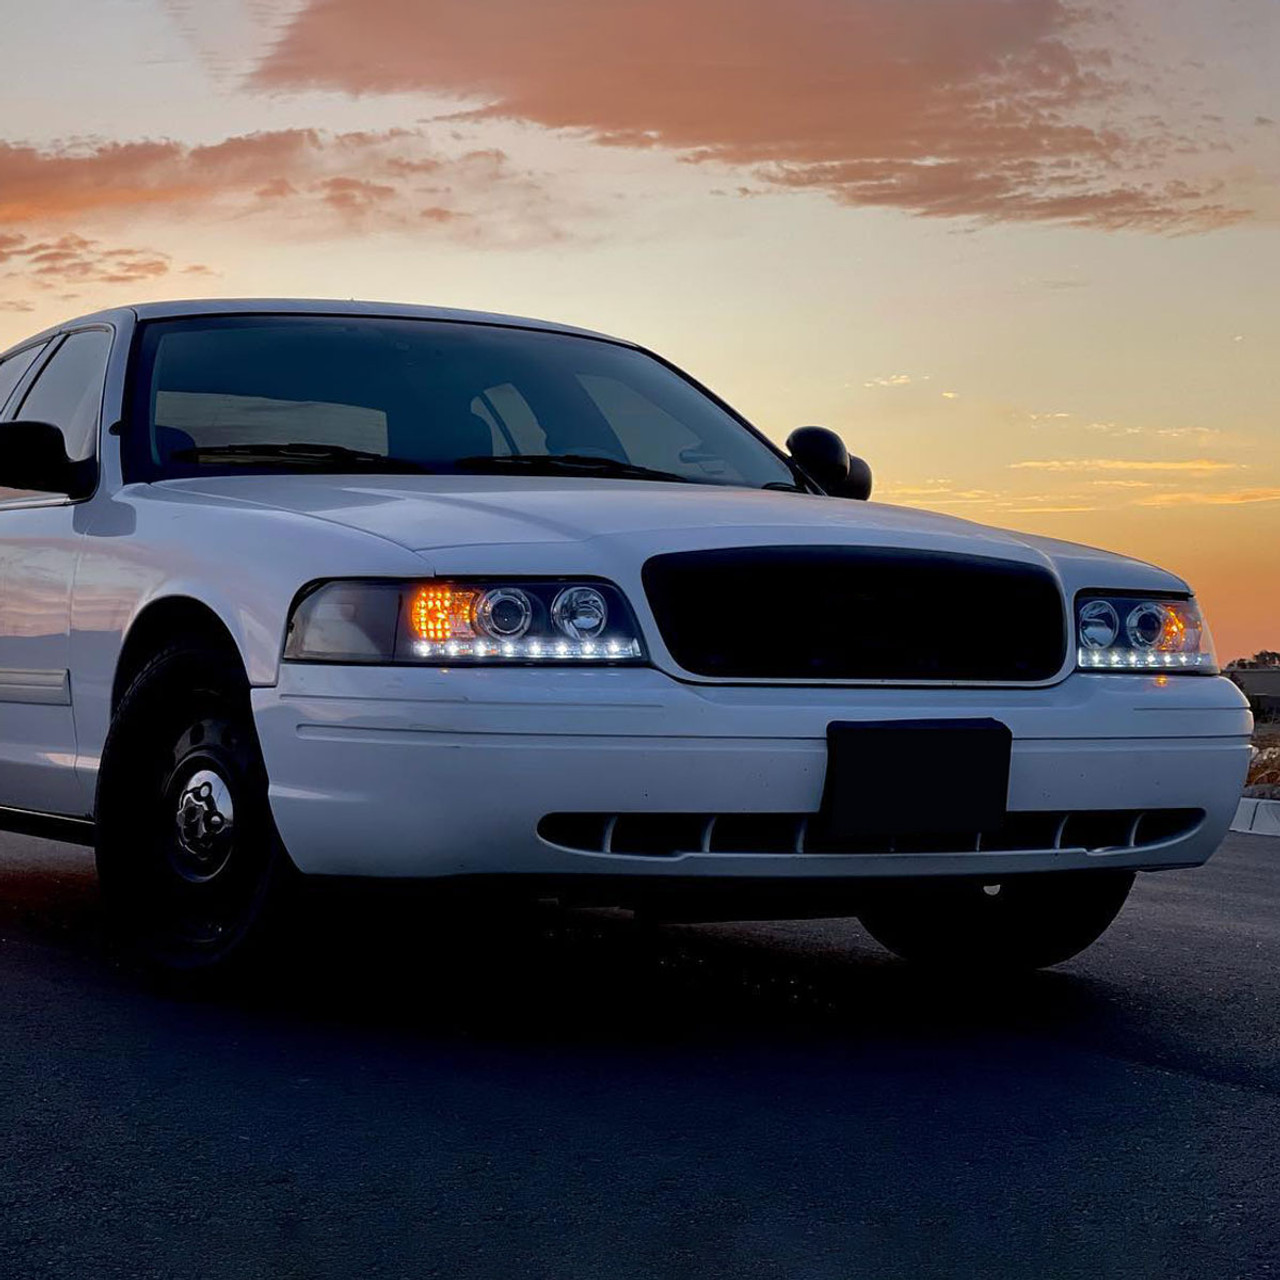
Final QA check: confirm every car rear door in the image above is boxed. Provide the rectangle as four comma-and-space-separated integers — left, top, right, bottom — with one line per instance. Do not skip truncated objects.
0, 327, 112, 816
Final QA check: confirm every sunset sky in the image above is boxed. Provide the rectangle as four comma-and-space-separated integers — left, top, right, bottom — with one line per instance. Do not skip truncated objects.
1, 0, 1276, 658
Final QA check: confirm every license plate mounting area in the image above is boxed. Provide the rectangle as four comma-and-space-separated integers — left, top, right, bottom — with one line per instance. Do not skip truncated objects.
817, 719, 1012, 843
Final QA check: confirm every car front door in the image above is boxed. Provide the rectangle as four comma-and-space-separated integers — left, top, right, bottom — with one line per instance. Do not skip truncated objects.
0, 327, 113, 816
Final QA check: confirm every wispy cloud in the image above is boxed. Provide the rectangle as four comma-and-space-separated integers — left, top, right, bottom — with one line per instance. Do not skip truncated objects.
864, 373, 914, 388
1155, 426, 1223, 442
0, 233, 174, 287
881, 480, 1102, 516
1027, 412, 1224, 444
0, 130, 577, 248
879, 482, 1000, 506
1004, 504, 1098, 514
1011, 458, 1243, 473
252, 0, 1257, 232
1137, 488, 1280, 507
1084, 421, 1143, 436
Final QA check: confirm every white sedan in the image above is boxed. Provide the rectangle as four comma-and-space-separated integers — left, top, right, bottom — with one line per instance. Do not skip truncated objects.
0, 300, 1252, 976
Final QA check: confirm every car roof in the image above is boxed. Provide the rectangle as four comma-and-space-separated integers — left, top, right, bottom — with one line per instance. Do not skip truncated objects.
1, 298, 632, 358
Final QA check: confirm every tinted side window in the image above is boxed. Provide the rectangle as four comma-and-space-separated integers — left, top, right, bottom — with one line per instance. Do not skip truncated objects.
0, 344, 48, 416
15, 329, 113, 461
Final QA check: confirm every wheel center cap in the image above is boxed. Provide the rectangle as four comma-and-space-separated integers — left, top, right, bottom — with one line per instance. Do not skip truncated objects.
175, 768, 235, 866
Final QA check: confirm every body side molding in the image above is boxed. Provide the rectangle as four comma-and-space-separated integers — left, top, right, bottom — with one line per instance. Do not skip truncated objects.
0, 668, 71, 705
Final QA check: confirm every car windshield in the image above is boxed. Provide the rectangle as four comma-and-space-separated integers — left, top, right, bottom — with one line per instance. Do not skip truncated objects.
125, 315, 801, 490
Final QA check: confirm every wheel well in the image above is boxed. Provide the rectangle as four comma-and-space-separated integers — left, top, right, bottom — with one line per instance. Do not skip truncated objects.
112, 598, 245, 714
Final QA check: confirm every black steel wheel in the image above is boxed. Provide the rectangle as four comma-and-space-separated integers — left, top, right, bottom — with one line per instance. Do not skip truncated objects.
857, 870, 1135, 971
96, 642, 294, 979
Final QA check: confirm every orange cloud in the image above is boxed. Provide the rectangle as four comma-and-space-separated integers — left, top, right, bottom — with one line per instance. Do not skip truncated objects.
0, 130, 573, 246
253, 0, 1248, 231
1010, 458, 1243, 473
0, 233, 172, 286
0, 132, 317, 225
1137, 488, 1280, 507
1006, 505, 1098, 514
0, 232, 188, 297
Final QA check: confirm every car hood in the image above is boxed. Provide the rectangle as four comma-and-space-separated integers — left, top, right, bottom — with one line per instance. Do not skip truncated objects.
157, 473, 1187, 593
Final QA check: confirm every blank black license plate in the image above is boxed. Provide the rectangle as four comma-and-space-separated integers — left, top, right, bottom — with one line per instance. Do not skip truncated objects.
817, 719, 1012, 842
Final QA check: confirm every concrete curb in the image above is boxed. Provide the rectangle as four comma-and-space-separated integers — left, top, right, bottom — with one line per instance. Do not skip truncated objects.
1232, 798, 1280, 837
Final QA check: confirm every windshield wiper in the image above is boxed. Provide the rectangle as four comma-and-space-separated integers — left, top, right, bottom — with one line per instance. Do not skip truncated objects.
452, 453, 697, 484
169, 442, 434, 473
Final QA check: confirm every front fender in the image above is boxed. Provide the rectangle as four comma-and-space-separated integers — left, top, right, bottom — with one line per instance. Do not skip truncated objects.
69, 486, 429, 803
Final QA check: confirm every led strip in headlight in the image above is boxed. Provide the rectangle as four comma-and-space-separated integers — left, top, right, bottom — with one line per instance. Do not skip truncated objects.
284, 579, 646, 666
1075, 593, 1216, 673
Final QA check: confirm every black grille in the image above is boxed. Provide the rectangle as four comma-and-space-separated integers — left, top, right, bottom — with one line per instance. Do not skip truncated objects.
642, 547, 1066, 681
538, 809, 1204, 857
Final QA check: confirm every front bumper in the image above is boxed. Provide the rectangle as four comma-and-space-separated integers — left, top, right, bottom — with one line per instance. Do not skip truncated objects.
251, 666, 1251, 882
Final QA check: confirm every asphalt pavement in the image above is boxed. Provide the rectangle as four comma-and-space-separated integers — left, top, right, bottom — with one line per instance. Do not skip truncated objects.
1, 830, 1278, 1280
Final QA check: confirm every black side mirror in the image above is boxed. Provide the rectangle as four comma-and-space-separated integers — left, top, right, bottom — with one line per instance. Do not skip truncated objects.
786, 426, 873, 500
2, 421, 93, 497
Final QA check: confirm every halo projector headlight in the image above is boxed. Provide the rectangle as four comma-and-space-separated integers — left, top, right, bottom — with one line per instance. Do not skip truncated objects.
551, 586, 609, 640
476, 587, 533, 640
1078, 599, 1120, 650
1074, 592, 1215, 674
285, 578, 645, 665
1125, 601, 1167, 650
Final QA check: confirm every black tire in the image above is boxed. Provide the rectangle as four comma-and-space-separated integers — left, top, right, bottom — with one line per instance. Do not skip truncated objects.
96, 641, 295, 981
857, 870, 1135, 971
